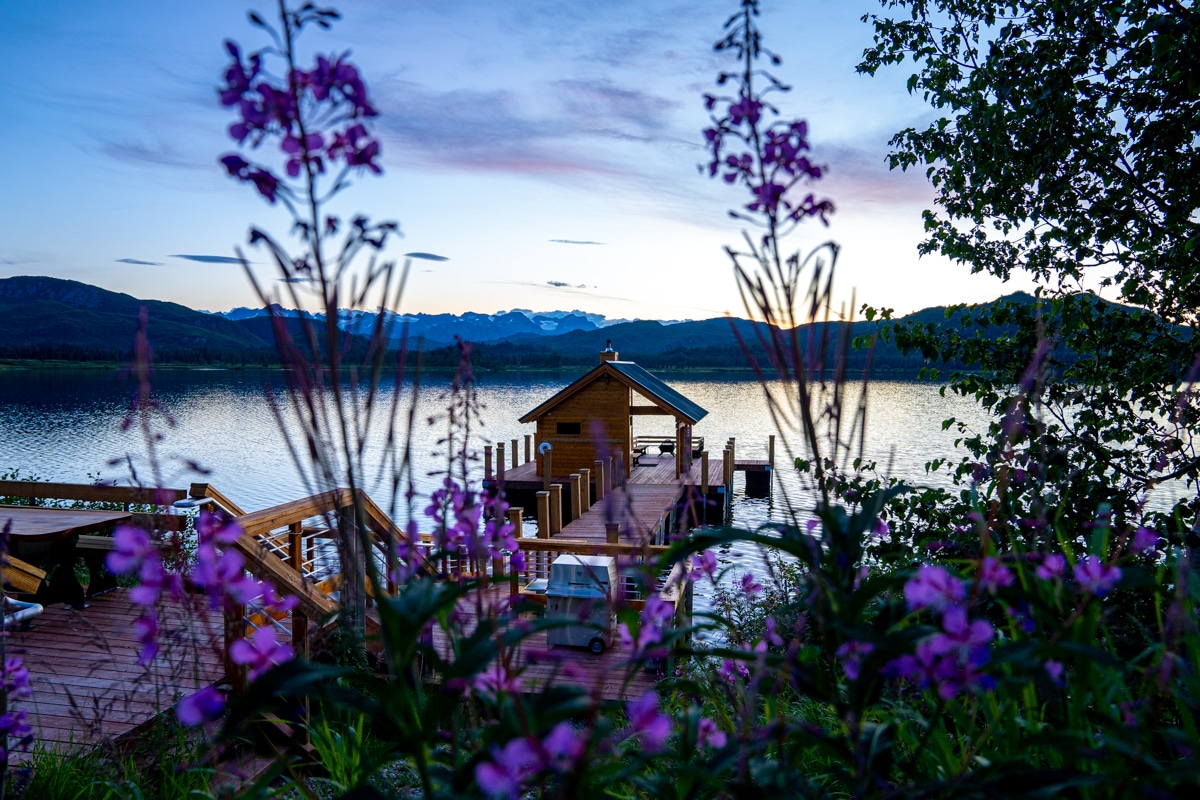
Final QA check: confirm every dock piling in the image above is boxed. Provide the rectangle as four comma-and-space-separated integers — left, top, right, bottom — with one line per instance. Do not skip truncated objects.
569, 473, 582, 521
536, 492, 550, 539
701, 451, 710, 494
511, 438, 519, 469
484, 446, 493, 480
594, 459, 606, 500
549, 484, 563, 535
605, 522, 619, 544
497, 443, 506, 482
578, 468, 591, 512
524, 434, 532, 464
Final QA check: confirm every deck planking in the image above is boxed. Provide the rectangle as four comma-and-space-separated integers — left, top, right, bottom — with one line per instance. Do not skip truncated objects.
550, 485, 681, 545
5, 589, 224, 756
425, 586, 657, 702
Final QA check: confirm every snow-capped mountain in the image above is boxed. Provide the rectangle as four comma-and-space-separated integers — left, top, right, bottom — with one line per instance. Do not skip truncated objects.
208, 307, 611, 347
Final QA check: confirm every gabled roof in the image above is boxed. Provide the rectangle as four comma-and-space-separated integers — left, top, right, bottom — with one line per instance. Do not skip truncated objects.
519, 361, 708, 425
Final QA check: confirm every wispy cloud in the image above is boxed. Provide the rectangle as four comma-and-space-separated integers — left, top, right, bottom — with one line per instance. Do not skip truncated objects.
550, 239, 604, 246
116, 257, 165, 266
547, 280, 588, 289
170, 254, 243, 264
405, 251, 450, 261
101, 139, 205, 170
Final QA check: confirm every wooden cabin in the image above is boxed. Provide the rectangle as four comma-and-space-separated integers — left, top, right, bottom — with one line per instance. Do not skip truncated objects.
518, 342, 708, 480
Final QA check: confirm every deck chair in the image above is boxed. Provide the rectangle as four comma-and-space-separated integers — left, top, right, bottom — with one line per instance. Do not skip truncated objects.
2, 555, 47, 628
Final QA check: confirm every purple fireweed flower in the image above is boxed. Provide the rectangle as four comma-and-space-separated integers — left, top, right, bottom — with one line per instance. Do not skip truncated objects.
176, 685, 226, 727
978, 557, 1014, 594
1131, 526, 1159, 555
835, 639, 875, 681
719, 658, 750, 684
471, 663, 522, 700
869, 518, 890, 544
105, 524, 154, 575
1036, 553, 1067, 581
230, 625, 294, 681
541, 722, 586, 772
1074, 556, 1122, 596
904, 564, 966, 613
1044, 660, 1064, 685
885, 606, 995, 700
626, 691, 671, 753
691, 550, 718, 581
740, 572, 763, 597
0, 709, 33, 760
3, 657, 31, 700
476, 737, 539, 800
134, 615, 159, 664
697, 717, 727, 749
764, 617, 783, 647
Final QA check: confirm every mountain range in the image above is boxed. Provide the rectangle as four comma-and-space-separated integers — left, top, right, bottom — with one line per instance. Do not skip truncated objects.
0, 274, 1005, 371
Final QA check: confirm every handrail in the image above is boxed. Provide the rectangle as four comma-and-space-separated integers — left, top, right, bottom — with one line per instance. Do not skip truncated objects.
187, 483, 247, 517
0, 480, 186, 507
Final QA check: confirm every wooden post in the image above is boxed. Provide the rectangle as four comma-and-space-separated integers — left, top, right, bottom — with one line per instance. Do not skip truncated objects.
511, 438, 519, 469
536, 492, 550, 539
569, 473, 582, 522
338, 502, 367, 640
701, 451, 710, 494
605, 522, 619, 544
497, 442, 506, 482
769, 434, 775, 469
594, 459, 606, 501
524, 434, 532, 464
607, 456, 616, 490
287, 523, 309, 658
578, 468, 591, 512
543, 450, 553, 491
484, 446, 493, 480
507, 507, 523, 595
549, 483, 563, 535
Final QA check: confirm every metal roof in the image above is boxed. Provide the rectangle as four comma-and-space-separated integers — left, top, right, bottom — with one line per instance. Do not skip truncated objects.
518, 360, 708, 425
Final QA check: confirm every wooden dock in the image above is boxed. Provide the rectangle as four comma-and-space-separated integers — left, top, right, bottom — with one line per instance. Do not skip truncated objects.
5, 589, 224, 756
426, 586, 656, 702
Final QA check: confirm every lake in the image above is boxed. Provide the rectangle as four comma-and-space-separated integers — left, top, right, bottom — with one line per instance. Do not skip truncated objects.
0, 368, 983, 518
3, 367, 1188, 616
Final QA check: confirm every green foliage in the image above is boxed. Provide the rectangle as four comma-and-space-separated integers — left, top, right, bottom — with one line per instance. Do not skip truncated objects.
858, 0, 1200, 324
16, 725, 213, 800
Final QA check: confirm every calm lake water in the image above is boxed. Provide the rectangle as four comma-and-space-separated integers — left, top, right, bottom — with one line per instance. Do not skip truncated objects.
2, 367, 1190, 615
0, 368, 983, 518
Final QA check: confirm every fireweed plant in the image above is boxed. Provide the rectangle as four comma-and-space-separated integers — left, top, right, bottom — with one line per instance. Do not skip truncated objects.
654, 1, 1200, 798
100, 2, 1200, 799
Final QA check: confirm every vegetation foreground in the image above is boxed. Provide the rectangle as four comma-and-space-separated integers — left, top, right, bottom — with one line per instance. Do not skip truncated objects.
3, 0, 1199, 798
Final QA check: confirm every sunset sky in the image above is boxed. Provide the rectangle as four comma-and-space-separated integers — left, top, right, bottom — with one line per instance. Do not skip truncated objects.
0, 0, 1036, 322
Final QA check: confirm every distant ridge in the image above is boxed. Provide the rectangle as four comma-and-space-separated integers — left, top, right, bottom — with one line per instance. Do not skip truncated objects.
0, 274, 1129, 372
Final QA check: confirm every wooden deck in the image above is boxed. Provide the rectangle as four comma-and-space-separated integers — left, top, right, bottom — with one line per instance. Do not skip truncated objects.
551, 484, 681, 545
5, 589, 224, 756
426, 586, 657, 702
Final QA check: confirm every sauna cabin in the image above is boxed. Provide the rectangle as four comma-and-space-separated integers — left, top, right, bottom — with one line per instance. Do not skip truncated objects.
518, 341, 708, 479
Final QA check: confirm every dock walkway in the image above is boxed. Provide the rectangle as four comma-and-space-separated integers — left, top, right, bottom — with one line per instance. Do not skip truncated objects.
6, 589, 224, 756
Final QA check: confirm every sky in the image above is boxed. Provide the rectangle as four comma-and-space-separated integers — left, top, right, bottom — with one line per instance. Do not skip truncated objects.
0, 0, 1036, 322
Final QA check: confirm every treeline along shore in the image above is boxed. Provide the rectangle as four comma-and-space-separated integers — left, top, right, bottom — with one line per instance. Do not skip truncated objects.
1, 275, 1172, 376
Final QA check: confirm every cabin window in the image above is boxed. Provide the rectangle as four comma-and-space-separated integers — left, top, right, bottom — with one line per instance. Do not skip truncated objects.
556, 422, 582, 435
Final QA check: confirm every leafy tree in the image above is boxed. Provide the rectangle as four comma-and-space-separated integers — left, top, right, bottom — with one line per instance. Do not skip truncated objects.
858, 0, 1199, 321
853, 0, 1200, 543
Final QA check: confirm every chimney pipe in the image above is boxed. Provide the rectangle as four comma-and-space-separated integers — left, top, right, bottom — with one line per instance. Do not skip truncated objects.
600, 339, 618, 363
